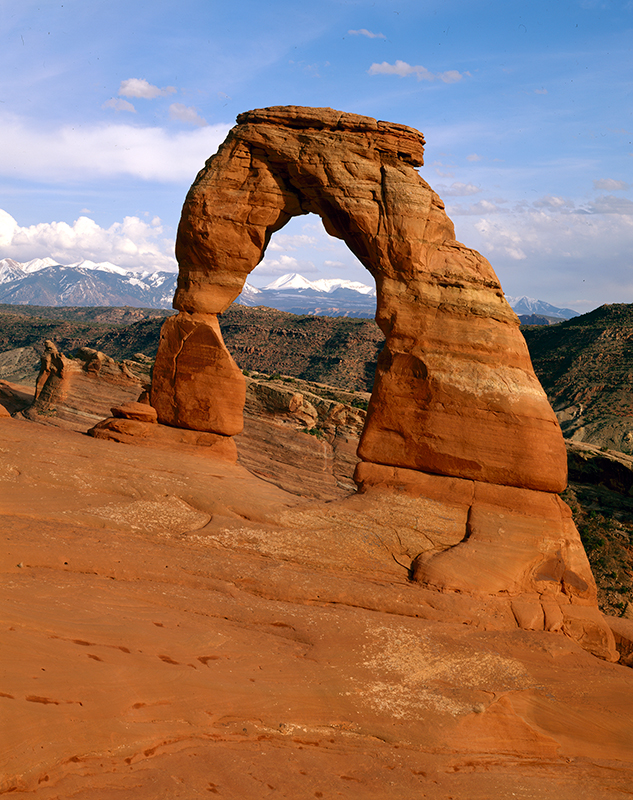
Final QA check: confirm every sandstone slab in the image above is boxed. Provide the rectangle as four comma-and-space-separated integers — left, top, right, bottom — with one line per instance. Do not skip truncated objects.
1, 418, 633, 798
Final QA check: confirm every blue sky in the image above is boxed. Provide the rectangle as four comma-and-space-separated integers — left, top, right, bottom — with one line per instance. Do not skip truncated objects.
0, 0, 631, 311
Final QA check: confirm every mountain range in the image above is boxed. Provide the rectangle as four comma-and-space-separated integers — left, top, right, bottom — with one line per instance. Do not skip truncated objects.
0, 258, 579, 321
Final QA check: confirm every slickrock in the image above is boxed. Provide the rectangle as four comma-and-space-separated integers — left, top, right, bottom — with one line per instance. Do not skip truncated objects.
111, 401, 158, 423
0, 380, 33, 415
236, 374, 367, 498
2, 417, 633, 798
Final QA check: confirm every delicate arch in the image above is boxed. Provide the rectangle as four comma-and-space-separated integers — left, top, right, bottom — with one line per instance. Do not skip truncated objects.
151, 106, 567, 493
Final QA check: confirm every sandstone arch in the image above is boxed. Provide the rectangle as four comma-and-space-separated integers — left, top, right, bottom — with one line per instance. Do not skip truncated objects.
149, 106, 616, 659
152, 105, 565, 493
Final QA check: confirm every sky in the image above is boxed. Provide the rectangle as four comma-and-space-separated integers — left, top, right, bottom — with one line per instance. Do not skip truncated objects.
0, 0, 631, 312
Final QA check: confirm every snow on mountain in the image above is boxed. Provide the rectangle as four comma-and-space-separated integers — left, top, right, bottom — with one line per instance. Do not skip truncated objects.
0, 260, 581, 320
310, 277, 376, 295
236, 282, 263, 307
506, 295, 579, 319
0, 257, 61, 284
263, 273, 317, 291
21, 257, 60, 273
68, 259, 130, 276
262, 273, 376, 295
0, 257, 178, 308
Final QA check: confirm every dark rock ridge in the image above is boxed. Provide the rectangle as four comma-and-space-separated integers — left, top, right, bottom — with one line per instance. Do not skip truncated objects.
523, 303, 633, 452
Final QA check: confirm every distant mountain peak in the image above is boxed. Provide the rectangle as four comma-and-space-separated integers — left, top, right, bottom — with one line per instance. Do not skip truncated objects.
506, 295, 579, 319
263, 273, 316, 291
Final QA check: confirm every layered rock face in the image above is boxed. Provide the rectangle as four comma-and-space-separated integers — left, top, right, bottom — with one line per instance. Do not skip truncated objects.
22, 341, 142, 430
151, 106, 612, 658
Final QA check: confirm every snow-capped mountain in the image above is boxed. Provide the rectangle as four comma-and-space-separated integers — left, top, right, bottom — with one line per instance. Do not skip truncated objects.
0, 260, 579, 321
235, 274, 578, 320
233, 273, 377, 317
0, 257, 177, 309
505, 295, 579, 320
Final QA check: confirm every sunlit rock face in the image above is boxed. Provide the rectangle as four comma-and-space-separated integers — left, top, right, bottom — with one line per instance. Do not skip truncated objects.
150, 106, 615, 660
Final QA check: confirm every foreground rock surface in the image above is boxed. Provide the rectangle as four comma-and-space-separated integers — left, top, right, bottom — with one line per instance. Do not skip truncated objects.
2, 417, 633, 798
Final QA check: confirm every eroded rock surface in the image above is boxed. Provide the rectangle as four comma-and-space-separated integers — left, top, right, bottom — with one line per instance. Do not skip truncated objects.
21, 341, 142, 430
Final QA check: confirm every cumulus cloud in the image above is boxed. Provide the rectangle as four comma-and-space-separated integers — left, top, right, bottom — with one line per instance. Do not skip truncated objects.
0, 112, 230, 183
266, 233, 318, 252
436, 182, 481, 197
593, 178, 630, 191
0, 208, 177, 272
368, 60, 465, 83
581, 194, 633, 215
349, 29, 386, 39
466, 153, 483, 162
118, 78, 176, 99
103, 98, 136, 113
255, 253, 319, 277
169, 103, 207, 127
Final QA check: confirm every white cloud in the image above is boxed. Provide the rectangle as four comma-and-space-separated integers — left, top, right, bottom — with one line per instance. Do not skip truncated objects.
449, 199, 507, 215
368, 60, 465, 83
532, 194, 575, 210
266, 233, 318, 252
169, 103, 208, 127
581, 194, 633, 215
436, 182, 481, 197
348, 29, 386, 39
454, 205, 633, 310
103, 98, 136, 113
255, 253, 319, 277
0, 208, 177, 272
118, 78, 176, 99
534, 88, 548, 94
466, 154, 483, 162
0, 112, 230, 183
593, 178, 630, 191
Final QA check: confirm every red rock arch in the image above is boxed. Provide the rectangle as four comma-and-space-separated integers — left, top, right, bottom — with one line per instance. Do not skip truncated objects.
152, 106, 566, 494
148, 107, 619, 658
